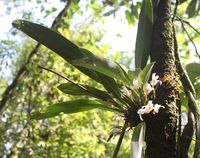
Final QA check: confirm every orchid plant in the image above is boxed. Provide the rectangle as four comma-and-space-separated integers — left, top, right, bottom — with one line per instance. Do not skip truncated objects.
107, 72, 164, 143
11, 0, 160, 157
11, 18, 163, 157
120, 72, 164, 122
10, 0, 200, 157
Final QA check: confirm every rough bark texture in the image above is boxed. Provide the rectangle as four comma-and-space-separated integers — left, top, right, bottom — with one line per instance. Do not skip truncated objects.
145, 0, 179, 157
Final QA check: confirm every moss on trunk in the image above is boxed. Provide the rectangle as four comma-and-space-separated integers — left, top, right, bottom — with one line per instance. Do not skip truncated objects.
145, 0, 179, 157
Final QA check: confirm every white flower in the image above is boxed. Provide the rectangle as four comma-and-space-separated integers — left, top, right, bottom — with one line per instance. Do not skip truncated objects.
122, 86, 132, 97
137, 109, 146, 121
144, 84, 154, 95
137, 101, 154, 120
143, 100, 154, 113
150, 73, 162, 87
137, 101, 164, 121
153, 104, 165, 114
133, 80, 140, 90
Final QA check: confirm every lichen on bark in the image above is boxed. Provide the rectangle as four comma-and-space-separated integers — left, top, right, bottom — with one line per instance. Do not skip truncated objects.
145, 0, 180, 157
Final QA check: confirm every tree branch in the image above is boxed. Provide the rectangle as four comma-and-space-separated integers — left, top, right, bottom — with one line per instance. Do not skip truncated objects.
173, 25, 196, 96
176, 16, 200, 59
180, 109, 195, 158
188, 91, 200, 158
0, 0, 72, 112
182, 20, 200, 36
173, 23, 200, 158
172, 0, 179, 21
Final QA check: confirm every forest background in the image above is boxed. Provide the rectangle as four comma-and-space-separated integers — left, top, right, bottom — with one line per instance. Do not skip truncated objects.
0, 0, 200, 157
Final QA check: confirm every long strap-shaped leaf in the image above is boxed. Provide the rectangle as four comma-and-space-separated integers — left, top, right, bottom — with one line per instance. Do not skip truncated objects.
58, 83, 124, 112
138, 62, 155, 84
12, 20, 99, 81
135, 0, 153, 69
58, 83, 111, 100
72, 48, 132, 85
31, 99, 111, 120
131, 123, 146, 158
12, 20, 121, 99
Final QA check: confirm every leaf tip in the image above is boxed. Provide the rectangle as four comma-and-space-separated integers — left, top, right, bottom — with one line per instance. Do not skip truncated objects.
12, 19, 25, 29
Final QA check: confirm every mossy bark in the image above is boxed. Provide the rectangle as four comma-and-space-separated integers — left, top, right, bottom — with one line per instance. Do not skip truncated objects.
145, 0, 179, 157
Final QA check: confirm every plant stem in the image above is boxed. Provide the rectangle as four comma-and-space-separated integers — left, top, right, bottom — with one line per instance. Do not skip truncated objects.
38, 66, 103, 99
112, 120, 128, 158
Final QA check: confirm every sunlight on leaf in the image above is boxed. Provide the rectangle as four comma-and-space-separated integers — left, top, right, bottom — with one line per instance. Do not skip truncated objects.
58, 83, 112, 101
72, 48, 131, 84
185, 63, 200, 82
186, 0, 199, 18
12, 19, 100, 82
138, 62, 155, 84
31, 99, 111, 120
135, 0, 153, 69
131, 122, 146, 158
12, 19, 122, 100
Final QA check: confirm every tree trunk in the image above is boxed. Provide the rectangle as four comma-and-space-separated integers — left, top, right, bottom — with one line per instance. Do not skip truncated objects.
145, 0, 179, 157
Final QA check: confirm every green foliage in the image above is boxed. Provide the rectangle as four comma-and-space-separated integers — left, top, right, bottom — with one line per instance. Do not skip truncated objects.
186, 63, 200, 82
138, 62, 155, 84
186, 0, 200, 18
12, 19, 123, 102
131, 123, 146, 158
125, 10, 135, 25
135, 0, 153, 69
184, 62, 200, 103
179, 0, 187, 4
44, 7, 57, 18
12, 19, 100, 82
0, 77, 7, 96
12, 13, 162, 157
31, 99, 111, 120
58, 83, 111, 100
1, 0, 200, 157
74, 48, 131, 84
125, 2, 141, 25
178, 62, 200, 110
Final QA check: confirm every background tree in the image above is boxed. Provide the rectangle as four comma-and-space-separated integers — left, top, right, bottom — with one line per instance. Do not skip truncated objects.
0, 0, 200, 158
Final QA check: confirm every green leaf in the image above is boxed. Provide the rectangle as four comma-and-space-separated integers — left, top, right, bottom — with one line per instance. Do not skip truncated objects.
128, 69, 141, 81
186, 0, 198, 18
185, 63, 200, 82
195, 82, 200, 100
31, 99, 110, 120
97, 74, 122, 101
72, 48, 131, 84
58, 83, 89, 95
58, 83, 112, 101
12, 20, 122, 100
79, 48, 128, 99
12, 19, 100, 82
131, 123, 146, 158
125, 10, 135, 25
12, 20, 82, 60
138, 62, 155, 84
135, 0, 153, 69
115, 62, 132, 85
179, 0, 187, 4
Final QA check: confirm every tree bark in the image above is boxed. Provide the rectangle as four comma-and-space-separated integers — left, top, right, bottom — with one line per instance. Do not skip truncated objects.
145, 0, 179, 157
